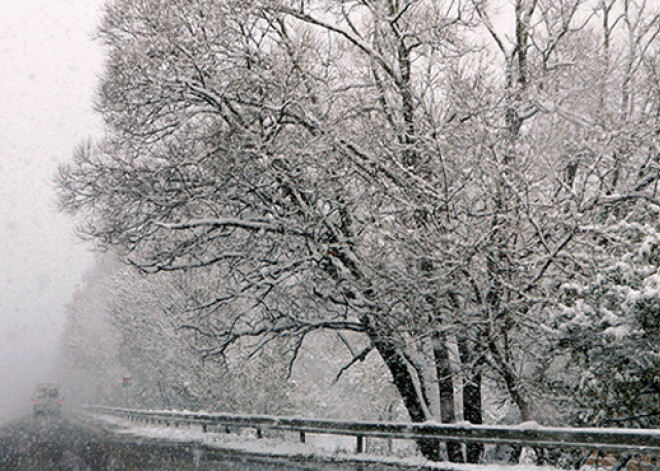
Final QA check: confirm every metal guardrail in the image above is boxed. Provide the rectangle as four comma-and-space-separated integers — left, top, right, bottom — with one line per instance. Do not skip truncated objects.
87, 406, 660, 455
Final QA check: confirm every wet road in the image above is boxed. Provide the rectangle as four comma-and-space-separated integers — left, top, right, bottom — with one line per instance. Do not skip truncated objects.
0, 415, 432, 470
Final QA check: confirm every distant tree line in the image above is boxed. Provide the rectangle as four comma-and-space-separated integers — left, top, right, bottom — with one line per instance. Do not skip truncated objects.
61, 252, 401, 422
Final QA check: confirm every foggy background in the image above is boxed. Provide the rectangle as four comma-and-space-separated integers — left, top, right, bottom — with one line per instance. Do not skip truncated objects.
0, 0, 104, 422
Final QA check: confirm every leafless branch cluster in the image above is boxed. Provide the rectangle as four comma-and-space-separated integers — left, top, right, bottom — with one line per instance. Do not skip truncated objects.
58, 0, 660, 463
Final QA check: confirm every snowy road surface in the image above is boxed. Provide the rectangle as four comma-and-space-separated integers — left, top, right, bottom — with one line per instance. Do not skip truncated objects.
0, 415, 115, 470
0, 414, 433, 470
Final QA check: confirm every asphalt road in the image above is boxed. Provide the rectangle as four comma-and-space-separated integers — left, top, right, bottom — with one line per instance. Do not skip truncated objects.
0, 414, 423, 470
0, 415, 275, 470
0, 414, 119, 470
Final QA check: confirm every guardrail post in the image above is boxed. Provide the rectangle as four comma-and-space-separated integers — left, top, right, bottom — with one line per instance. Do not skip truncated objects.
299, 431, 306, 443
356, 435, 364, 453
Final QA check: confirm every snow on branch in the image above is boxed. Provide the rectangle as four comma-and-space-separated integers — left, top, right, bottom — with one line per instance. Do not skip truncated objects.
155, 218, 313, 239
267, 6, 400, 84
332, 345, 373, 384
183, 319, 365, 357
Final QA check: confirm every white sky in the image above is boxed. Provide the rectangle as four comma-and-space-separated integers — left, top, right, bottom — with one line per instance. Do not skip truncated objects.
0, 0, 105, 421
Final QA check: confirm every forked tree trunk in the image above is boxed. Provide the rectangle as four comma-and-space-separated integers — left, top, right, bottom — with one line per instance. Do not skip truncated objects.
363, 318, 440, 462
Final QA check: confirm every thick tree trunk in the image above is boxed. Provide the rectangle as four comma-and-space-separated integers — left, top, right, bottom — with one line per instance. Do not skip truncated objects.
434, 337, 464, 463
458, 338, 484, 464
364, 318, 440, 461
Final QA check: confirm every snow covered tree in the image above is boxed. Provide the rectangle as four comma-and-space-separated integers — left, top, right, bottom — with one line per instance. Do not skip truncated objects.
106, 263, 227, 410
61, 250, 301, 413
552, 210, 660, 428
58, 0, 660, 463
58, 0, 476, 460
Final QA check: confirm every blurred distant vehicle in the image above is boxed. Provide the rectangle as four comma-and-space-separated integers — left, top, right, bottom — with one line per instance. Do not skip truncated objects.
32, 383, 62, 416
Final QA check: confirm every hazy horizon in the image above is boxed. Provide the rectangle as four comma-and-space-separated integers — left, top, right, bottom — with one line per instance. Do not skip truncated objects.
0, 0, 104, 422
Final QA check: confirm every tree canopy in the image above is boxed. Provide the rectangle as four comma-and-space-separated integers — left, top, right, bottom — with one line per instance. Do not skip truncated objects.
59, 0, 660, 463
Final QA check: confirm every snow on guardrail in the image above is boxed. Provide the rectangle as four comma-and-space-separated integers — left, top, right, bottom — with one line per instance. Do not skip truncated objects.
86, 405, 660, 455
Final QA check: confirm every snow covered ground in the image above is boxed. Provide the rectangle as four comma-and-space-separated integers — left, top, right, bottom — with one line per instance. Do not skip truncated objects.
82, 412, 566, 470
